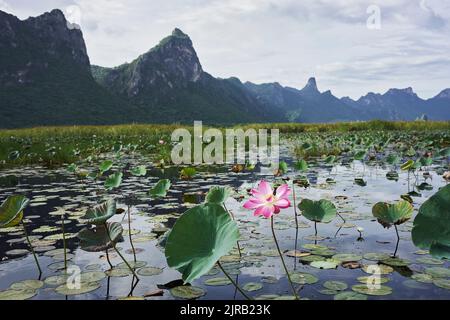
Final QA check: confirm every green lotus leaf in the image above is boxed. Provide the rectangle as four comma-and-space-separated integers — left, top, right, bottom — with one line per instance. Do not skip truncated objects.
354, 150, 367, 161
400, 160, 415, 171
278, 161, 288, 174
412, 185, 450, 259
295, 159, 308, 172
0, 195, 29, 228
386, 154, 400, 165
78, 222, 123, 252
372, 201, 413, 228
165, 203, 239, 284
130, 165, 147, 177
104, 171, 123, 190
298, 199, 337, 223
81, 200, 116, 225
149, 179, 171, 198
206, 186, 232, 204
99, 160, 113, 173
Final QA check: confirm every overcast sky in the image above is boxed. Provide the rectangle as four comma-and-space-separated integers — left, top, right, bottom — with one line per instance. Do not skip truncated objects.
1, 0, 449, 99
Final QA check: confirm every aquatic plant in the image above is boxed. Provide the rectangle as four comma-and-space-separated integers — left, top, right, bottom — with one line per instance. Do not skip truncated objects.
0, 195, 42, 276
372, 201, 414, 257
412, 185, 450, 259
243, 181, 299, 300
298, 199, 337, 238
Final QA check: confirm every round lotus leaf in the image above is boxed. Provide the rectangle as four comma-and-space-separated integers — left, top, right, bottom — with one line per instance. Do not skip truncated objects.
165, 203, 239, 284
117, 260, 147, 269
372, 201, 413, 228
0, 289, 36, 300
424, 267, 450, 278
44, 233, 77, 241
332, 253, 362, 263
357, 276, 390, 284
10, 280, 44, 291
311, 249, 335, 257
300, 255, 325, 263
44, 248, 68, 257
290, 272, 319, 285
319, 289, 339, 295
298, 199, 337, 223
149, 179, 171, 198
255, 294, 280, 300
78, 222, 123, 252
81, 200, 116, 225
80, 272, 106, 283
52, 253, 75, 261
45, 275, 70, 286
6, 249, 29, 256
303, 244, 328, 250
0, 195, 29, 228
363, 253, 391, 261
243, 282, 263, 292
137, 267, 163, 276
48, 261, 74, 271
311, 260, 339, 269
204, 277, 232, 286
85, 264, 103, 271
105, 268, 132, 277
130, 165, 147, 177
55, 281, 101, 296
416, 257, 444, 265
412, 185, 450, 259
382, 258, 411, 267
334, 291, 368, 300
99, 160, 113, 173
351, 284, 392, 296
323, 281, 348, 291
261, 276, 278, 284
362, 264, 394, 275
206, 186, 232, 204
170, 286, 206, 299
433, 279, 450, 290
304, 235, 326, 241
104, 172, 123, 190
411, 273, 433, 283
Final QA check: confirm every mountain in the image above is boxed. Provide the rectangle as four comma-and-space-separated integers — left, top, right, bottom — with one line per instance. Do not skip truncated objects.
0, 9, 449, 128
0, 9, 144, 128
91, 28, 284, 124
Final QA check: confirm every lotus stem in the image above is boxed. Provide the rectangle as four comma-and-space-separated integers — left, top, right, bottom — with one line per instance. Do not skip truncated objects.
337, 212, 346, 223
271, 217, 299, 300
61, 213, 67, 272
292, 181, 299, 229
127, 205, 137, 263
224, 203, 242, 258
105, 249, 113, 269
314, 221, 318, 237
217, 261, 252, 300
393, 225, 400, 257
21, 220, 42, 276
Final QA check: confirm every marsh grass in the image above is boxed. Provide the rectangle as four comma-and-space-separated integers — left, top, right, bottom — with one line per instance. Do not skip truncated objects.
0, 121, 449, 169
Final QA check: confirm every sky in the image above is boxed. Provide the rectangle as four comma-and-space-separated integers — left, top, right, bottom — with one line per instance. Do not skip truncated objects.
1, 0, 449, 99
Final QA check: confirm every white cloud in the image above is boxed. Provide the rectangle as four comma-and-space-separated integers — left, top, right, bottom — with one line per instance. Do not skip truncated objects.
2, 0, 450, 99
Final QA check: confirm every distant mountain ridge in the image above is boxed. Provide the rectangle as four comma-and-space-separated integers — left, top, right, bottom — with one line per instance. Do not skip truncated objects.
0, 9, 449, 128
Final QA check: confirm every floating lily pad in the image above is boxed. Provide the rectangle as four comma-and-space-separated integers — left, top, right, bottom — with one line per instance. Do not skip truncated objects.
105, 268, 132, 277
382, 258, 411, 267
10, 280, 44, 291
363, 253, 391, 261
204, 277, 232, 286
424, 267, 450, 278
243, 282, 263, 292
334, 291, 368, 300
411, 273, 433, 284
55, 281, 101, 296
416, 257, 444, 265
323, 281, 348, 291
300, 255, 325, 263
332, 253, 362, 263
290, 272, 319, 285
0, 289, 36, 300
351, 284, 392, 296
433, 279, 450, 290
5, 249, 29, 256
362, 264, 394, 275
117, 261, 147, 269
137, 267, 163, 276
311, 260, 339, 269
357, 276, 390, 284
170, 286, 206, 299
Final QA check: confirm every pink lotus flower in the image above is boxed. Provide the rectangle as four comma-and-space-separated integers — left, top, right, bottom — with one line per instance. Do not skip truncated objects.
243, 180, 291, 218
159, 140, 165, 145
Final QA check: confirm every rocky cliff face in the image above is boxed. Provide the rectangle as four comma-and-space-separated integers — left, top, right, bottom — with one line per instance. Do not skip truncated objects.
0, 9, 90, 87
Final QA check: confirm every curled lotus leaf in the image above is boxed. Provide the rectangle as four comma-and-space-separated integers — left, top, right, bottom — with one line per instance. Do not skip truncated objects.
78, 222, 123, 252
0, 195, 29, 228
81, 200, 116, 225
372, 201, 413, 229
206, 186, 232, 204
298, 199, 337, 223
